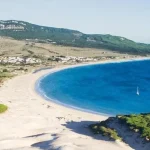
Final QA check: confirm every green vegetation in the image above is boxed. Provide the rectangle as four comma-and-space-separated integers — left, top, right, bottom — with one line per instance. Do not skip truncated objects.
27, 50, 34, 55
89, 121, 122, 141
0, 72, 14, 83
3, 69, 8, 72
90, 113, 150, 142
118, 113, 150, 140
0, 72, 14, 78
0, 104, 8, 113
0, 20, 150, 54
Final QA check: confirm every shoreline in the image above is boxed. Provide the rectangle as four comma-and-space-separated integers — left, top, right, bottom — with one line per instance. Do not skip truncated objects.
35, 56, 150, 117
0, 57, 149, 150
35, 56, 150, 84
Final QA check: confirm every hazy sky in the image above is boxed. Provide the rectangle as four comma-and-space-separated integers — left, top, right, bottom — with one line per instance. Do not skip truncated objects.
0, 0, 150, 43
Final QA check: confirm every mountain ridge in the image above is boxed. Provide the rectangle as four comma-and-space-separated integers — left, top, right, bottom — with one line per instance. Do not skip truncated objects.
0, 20, 150, 54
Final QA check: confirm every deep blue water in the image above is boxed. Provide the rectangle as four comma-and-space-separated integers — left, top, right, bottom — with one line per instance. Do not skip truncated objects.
37, 60, 150, 115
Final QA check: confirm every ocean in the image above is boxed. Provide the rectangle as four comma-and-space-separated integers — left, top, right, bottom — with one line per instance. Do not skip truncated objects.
36, 60, 150, 115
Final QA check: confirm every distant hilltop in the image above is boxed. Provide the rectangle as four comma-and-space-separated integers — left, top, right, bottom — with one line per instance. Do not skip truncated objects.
0, 20, 150, 54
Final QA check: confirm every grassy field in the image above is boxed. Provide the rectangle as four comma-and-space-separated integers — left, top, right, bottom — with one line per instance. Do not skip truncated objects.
0, 37, 141, 59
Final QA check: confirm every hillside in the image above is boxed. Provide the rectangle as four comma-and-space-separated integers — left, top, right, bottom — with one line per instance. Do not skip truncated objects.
0, 20, 150, 54
0, 37, 131, 58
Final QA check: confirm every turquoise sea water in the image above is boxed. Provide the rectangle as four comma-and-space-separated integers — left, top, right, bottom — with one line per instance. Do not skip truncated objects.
36, 60, 150, 115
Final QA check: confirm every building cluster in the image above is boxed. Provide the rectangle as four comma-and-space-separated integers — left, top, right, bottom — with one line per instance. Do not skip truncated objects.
0, 57, 41, 64
53, 56, 97, 63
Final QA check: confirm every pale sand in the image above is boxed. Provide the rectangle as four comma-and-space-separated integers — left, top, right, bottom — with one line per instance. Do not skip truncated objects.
1, 58, 149, 150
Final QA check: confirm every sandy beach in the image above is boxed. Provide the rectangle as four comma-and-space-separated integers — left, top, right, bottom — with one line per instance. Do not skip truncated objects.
1, 59, 148, 150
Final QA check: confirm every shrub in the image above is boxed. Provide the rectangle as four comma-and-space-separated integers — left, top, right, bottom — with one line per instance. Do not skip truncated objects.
3, 69, 8, 72
119, 113, 150, 140
89, 122, 122, 141
0, 104, 8, 113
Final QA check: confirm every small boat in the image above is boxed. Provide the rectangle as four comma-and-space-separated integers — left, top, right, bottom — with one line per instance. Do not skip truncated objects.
137, 87, 140, 95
